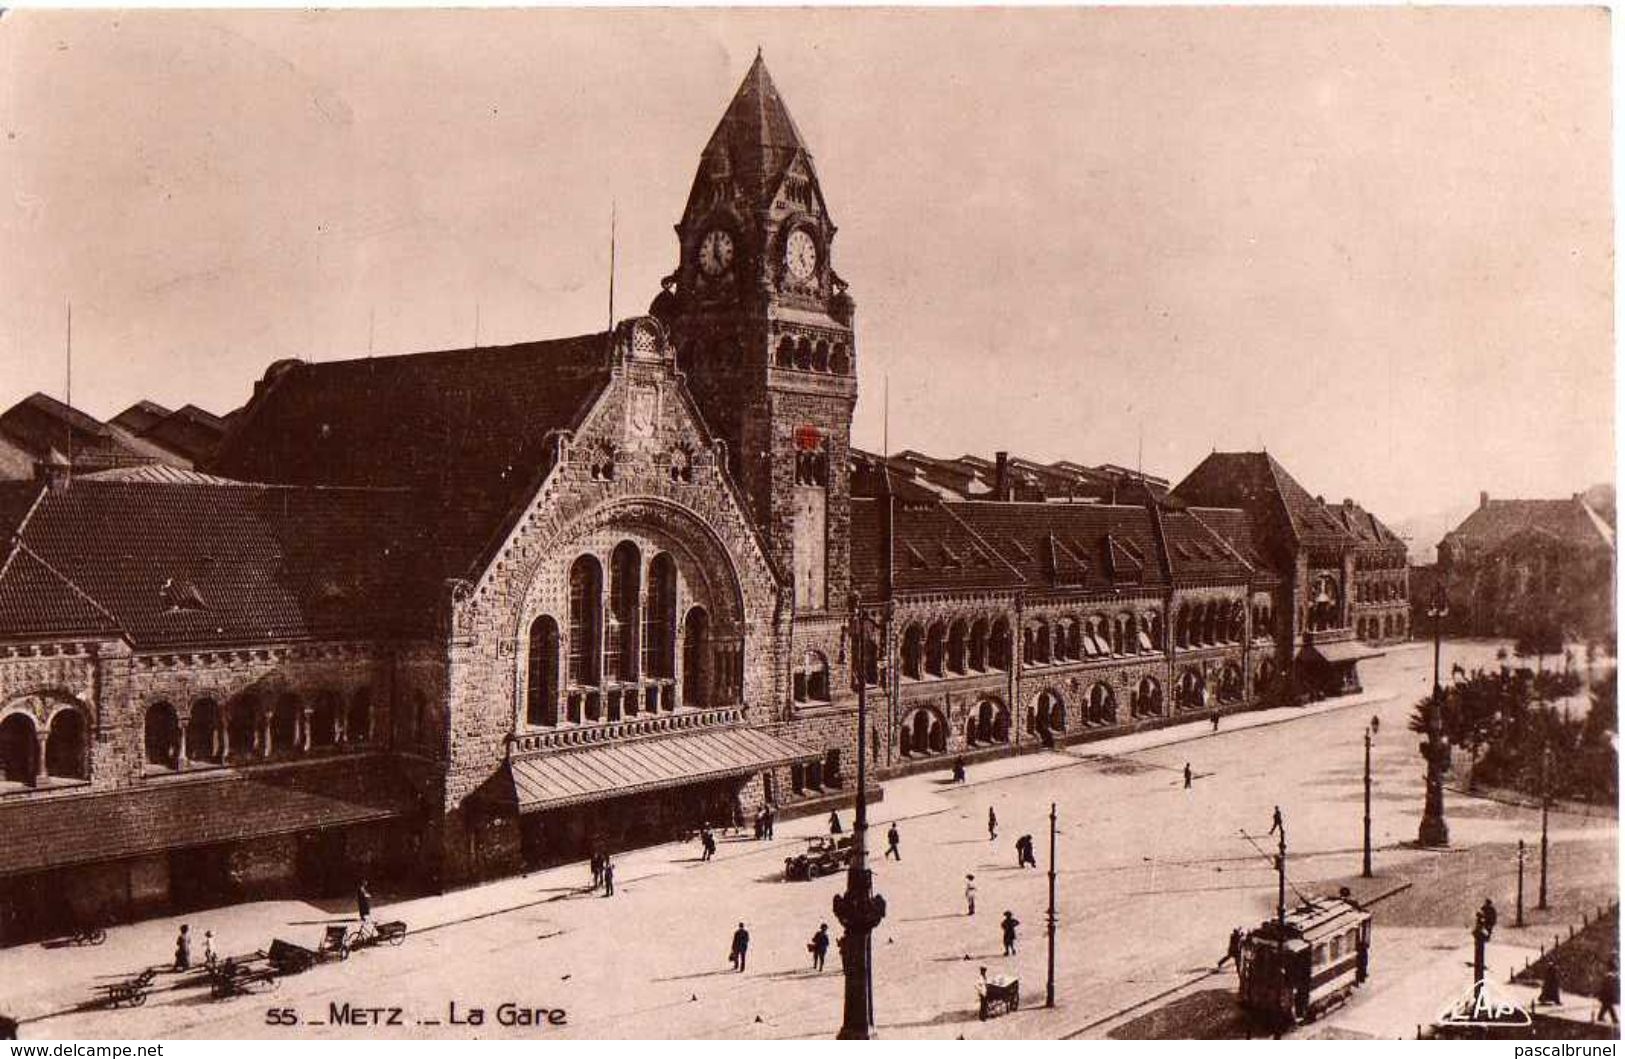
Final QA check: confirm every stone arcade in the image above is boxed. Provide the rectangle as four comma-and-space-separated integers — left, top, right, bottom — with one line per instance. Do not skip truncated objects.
0, 57, 1406, 942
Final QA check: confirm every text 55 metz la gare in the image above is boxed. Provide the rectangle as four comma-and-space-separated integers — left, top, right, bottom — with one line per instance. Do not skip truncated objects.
266, 1002, 568, 1029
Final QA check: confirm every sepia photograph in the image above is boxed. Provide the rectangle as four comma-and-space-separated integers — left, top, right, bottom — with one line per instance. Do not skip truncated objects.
0, 6, 1615, 1043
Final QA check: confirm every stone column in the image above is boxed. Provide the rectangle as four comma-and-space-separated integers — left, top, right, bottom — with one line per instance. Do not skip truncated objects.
300, 707, 312, 753
261, 710, 273, 758
175, 708, 191, 769
33, 729, 48, 786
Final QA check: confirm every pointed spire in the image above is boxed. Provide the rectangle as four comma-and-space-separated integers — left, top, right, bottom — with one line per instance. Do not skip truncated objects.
696, 53, 812, 207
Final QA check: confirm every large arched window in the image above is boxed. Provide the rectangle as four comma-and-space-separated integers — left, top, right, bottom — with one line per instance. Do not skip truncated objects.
45, 709, 86, 779
1036, 690, 1066, 734
0, 713, 35, 784
1219, 663, 1245, 704
1177, 669, 1206, 712
968, 698, 1010, 745
348, 688, 372, 743
186, 699, 221, 764
682, 606, 710, 708
644, 553, 678, 681
145, 702, 180, 769
901, 624, 925, 680
900, 707, 946, 757
569, 556, 604, 722
947, 620, 968, 675
310, 691, 340, 748
1086, 683, 1116, 725
608, 542, 642, 683
989, 619, 1013, 671
924, 622, 947, 678
1133, 677, 1163, 718
272, 694, 301, 753
794, 650, 831, 704
968, 619, 989, 672
227, 696, 259, 761
1025, 620, 1051, 665
527, 615, 561, 726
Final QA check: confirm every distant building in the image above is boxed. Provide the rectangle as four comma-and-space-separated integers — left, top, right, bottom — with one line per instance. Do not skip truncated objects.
0, 394, 230, 480
1434, 490, 1616, 641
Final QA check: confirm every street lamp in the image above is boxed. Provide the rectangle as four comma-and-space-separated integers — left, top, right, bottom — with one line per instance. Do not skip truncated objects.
1418, 583, 1451, 847
1538, 746, 1551, 911
834, 592, 887, 1039
1362, 726, 1373, 877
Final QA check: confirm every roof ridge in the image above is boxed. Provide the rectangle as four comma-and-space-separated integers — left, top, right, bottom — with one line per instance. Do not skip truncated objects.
1186, 508, 1255, 574
0, 480, 49, 584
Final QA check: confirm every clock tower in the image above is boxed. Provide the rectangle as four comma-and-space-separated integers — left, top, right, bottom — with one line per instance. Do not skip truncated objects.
653, 54, 857, 617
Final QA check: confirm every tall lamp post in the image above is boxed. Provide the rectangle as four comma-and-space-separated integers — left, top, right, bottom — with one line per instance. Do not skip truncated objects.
1537, 746, 1551, 911
834, 592, 887, 1039
1362, 726, 1374, 877
1045, 802, 1058, 1008
1418, 584, 1451, 847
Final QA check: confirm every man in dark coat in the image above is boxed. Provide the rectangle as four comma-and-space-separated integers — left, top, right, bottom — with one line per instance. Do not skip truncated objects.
356, 880, 373, 922
885, 824, 901, 861
1000, 911, 1019, 956
1218, 927, 1244, 970
1016, 835, 1037, 868
829, 811, 843, 835
809, 923, 830, 972
1479, 897, 1498, 938
602, 860, 615, 897
1183, 763, 1193, 789
1597, 959, 1619, 1024
987, 807, 998, 841
730, 922, 750, 972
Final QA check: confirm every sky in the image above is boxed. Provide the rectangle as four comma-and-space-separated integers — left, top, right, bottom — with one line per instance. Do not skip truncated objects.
0, 8, 1613, 545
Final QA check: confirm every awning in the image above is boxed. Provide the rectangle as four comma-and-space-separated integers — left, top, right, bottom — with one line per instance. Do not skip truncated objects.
0, 758, 419, 878
1300, 640, 1386, 665
511, 726, 819, 813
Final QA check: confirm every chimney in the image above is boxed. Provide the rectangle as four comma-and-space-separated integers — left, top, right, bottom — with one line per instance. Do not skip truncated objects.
994, 451, 1010, 502
1479, 490, 1489, 509
1342, 498, 1354, 509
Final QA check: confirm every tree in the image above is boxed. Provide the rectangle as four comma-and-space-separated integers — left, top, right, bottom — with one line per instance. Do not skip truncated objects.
1515, 613, 1565, 672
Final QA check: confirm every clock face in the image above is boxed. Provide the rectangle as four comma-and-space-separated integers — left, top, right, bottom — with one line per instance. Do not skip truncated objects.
786, 229, 818, 281
698, 229, 734, 276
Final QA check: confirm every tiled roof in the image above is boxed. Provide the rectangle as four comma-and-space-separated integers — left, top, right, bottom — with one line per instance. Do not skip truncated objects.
942, 501, 1172, 594
1183, 506, 1278, 579
1160, 508, 1257, 582
0, 479, 432, 647
1171, 452, 1355, 554
210, 334, 611, 580
1445, 498, 1615, 554
850, 497, 1021, 597
0, 758, 419, 877
79, 465, 241, 485
0, 393, 162, 469
1325, 499, 1404, 547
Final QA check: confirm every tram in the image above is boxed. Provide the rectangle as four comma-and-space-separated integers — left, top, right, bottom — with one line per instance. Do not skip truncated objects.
1237, 892, 1372, 1027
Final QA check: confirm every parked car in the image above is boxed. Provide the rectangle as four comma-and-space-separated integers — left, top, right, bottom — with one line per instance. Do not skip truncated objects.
784, 835, 854, 880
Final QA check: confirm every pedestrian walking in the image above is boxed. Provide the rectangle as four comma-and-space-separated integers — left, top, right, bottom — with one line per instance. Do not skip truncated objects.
590, 851, 603, 890
1370, 714, 1380, 735
174, 924, 192, 971
1016, 835, 1036, 868
1000, 911, 1019, 956
952, 756, 967, 783
203, 929, 218, 970
965, 874, 977, 916
885, 823, 901, 861
1268, 805, 1283, 835
1218, 927, 1243, 970
764, 806, 776, 839
1538, 962, 1564, 1006
809, 923, 830, 972
829, 811, 843, 835
987, 807, 998, 841
602, 860, 615, 897
1183, 762, 1193, 789
754, 808, 765, 840
700, 828, 716, 861
1598, 959, 1620, 1024
356, 879, 373, 923
1479, 897, 1498, 938
1211, 713, 1221, 733
730, 922, 750, 972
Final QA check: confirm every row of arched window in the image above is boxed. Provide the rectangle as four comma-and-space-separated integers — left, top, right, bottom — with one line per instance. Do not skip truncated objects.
774, 334, 852, 376
1023, 612, 1161, 665
1357, 615, 1408, 642
1174, 601, 1248, 649
525, 546, 726, 728
144, 691, 375, 771
1355, 580, 1407, 603
899, 618, 1013, 680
